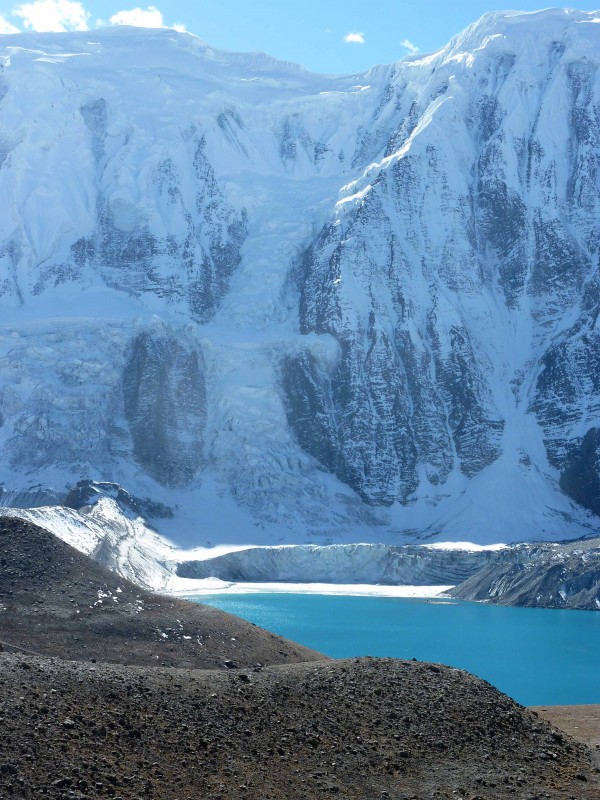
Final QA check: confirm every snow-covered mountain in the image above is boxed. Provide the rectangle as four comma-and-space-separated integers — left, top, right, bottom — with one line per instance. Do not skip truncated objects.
2, 10, 600, 548
0, 496, 175, 590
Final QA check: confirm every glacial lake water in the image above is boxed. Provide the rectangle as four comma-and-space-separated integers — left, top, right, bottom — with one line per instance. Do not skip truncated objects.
188, 593, 600, 706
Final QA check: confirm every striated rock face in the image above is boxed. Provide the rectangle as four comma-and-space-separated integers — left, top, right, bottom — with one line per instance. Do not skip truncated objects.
289, 210, 505, 503
450, 538, 600, 610
123, 327, 206, 487
285, 14, 600, 515
178, 538, 600, 612
3, 12, 600, 545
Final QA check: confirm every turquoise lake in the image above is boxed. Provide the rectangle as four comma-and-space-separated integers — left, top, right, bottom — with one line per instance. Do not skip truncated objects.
188, 593, 600, 706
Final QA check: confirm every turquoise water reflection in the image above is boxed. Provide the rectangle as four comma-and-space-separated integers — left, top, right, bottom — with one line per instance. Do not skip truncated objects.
188, 593, 600, 706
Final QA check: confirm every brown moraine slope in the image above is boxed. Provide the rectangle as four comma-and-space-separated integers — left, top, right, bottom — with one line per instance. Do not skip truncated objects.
0, 516, 324, 668
533, 706, 600, 770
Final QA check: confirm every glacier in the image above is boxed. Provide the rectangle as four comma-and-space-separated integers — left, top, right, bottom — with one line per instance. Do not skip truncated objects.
2, 10, 600, 553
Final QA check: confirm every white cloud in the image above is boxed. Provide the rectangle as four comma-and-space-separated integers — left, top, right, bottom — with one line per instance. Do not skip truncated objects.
0, 14, 20, 33
7, 3, 186, 35
343, 31, 365, 45
12, 0, 90, 32
400, 38, 419, 56
109, 5, 164, 28
107, 5, 185, 31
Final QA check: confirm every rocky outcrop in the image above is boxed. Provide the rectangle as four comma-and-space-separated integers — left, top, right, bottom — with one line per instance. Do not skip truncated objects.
64, 479, 173, 519
122, 325, 206, 487
450, 538, 600, 610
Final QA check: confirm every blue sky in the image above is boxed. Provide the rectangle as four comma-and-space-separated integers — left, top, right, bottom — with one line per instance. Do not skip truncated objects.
1, 1, 600, 73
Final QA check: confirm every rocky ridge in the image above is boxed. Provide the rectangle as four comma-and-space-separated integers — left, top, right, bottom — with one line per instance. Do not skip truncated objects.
450, 537, 600, 610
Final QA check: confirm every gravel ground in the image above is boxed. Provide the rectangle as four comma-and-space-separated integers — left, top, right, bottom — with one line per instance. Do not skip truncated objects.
1, 654, 598, 800
532, 706, 600, 770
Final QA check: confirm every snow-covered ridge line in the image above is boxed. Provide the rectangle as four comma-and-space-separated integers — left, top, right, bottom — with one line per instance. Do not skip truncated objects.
0, 500, 175, 591
0, 26, 313, 77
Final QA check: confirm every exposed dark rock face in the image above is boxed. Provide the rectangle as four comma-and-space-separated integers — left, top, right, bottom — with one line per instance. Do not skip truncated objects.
63, 480, 173, 520
122, 326, 206, 487
450, 538, 600, 610
559, 428, 600, 517
288, 139, 509, 505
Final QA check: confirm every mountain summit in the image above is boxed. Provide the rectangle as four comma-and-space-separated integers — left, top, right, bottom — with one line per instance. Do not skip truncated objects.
2, 10, 600, 545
